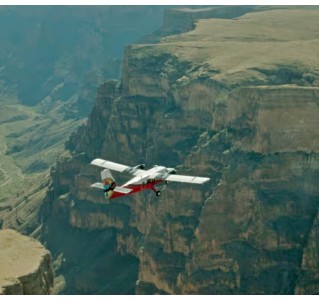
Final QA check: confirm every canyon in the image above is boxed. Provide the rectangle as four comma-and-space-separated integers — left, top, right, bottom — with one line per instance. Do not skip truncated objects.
1, 6, 319, 294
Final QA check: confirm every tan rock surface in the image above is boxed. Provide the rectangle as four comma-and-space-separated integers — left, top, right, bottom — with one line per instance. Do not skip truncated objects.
0, 229, 53, 295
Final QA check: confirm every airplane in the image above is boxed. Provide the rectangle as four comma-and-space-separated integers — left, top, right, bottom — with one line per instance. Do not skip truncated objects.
90, 158, 210, 199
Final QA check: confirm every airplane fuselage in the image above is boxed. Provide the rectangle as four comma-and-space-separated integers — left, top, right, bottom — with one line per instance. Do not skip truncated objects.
110, 179, 164, 199
124, 166, 175, 185
124, 166, 163, 184
109, 166, 174, 199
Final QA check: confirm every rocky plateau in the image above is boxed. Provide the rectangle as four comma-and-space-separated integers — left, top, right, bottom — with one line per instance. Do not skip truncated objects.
0, 229, 53, 295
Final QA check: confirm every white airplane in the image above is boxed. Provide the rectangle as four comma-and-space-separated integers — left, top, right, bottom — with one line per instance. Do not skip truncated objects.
90, 158, 210, 199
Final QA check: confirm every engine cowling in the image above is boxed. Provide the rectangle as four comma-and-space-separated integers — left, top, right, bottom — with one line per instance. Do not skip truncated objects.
133, 164, 145, 170
167, 168, 176, 174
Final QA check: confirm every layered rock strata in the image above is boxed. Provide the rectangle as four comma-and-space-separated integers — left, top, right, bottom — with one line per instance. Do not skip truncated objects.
41, 8, 319, 294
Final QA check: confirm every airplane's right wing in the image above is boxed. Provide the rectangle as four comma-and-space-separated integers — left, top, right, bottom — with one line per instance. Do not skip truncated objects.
164, 174, 210, 184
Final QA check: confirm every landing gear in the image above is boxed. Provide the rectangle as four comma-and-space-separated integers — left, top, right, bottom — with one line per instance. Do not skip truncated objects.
151, 186, 162, 197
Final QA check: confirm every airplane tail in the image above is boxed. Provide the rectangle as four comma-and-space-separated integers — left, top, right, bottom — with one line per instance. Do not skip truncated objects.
90, 168, 133, 199
100, 169, 116, 198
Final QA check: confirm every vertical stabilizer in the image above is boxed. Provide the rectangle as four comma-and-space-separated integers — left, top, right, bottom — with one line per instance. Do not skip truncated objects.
101, 169, 115, 181
100, 169, 116, 198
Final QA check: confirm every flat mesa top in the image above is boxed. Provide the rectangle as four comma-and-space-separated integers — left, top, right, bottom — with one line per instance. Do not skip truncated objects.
0, 229, 48, 287
135, 8, 319, 87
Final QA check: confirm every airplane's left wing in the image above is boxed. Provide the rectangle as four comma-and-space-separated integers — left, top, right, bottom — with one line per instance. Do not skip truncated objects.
164, 174, 210, 184
91, 158, 145, 175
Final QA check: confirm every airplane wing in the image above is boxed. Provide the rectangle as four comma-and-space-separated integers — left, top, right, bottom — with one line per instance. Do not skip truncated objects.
91, 158, 145, 175
164, 174, 210, 184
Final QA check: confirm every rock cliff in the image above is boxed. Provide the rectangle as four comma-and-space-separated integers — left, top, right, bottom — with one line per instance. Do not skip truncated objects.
0, 6, 167, 108
40, 8, 319, 294
0, 229, 53, 295
144, 6, 255, 41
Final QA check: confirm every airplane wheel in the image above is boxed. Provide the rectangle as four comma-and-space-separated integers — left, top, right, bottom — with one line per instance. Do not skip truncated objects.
156, 191, 161, 197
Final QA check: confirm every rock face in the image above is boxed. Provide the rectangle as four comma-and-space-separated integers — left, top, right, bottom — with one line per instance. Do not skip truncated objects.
0, 6, 167, 108
41, 8, 319, 294
0, 229, 53, 295
148, 6, 255, 39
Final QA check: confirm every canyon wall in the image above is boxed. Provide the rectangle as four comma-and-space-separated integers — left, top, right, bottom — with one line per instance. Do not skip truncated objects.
40, 8, 319, 294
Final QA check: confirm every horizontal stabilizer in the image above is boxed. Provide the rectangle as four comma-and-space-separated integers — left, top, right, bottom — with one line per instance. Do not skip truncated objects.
165, 174, 210, 184
90, 183, 132, 194
114, 186, 133, 194
91, 182, 105, 190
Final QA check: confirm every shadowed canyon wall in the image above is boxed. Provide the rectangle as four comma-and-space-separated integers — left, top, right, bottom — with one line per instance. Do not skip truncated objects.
38, 7, 319, 294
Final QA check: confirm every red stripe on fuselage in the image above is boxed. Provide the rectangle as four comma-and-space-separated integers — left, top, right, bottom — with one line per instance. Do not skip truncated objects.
109, 179, 164, 199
